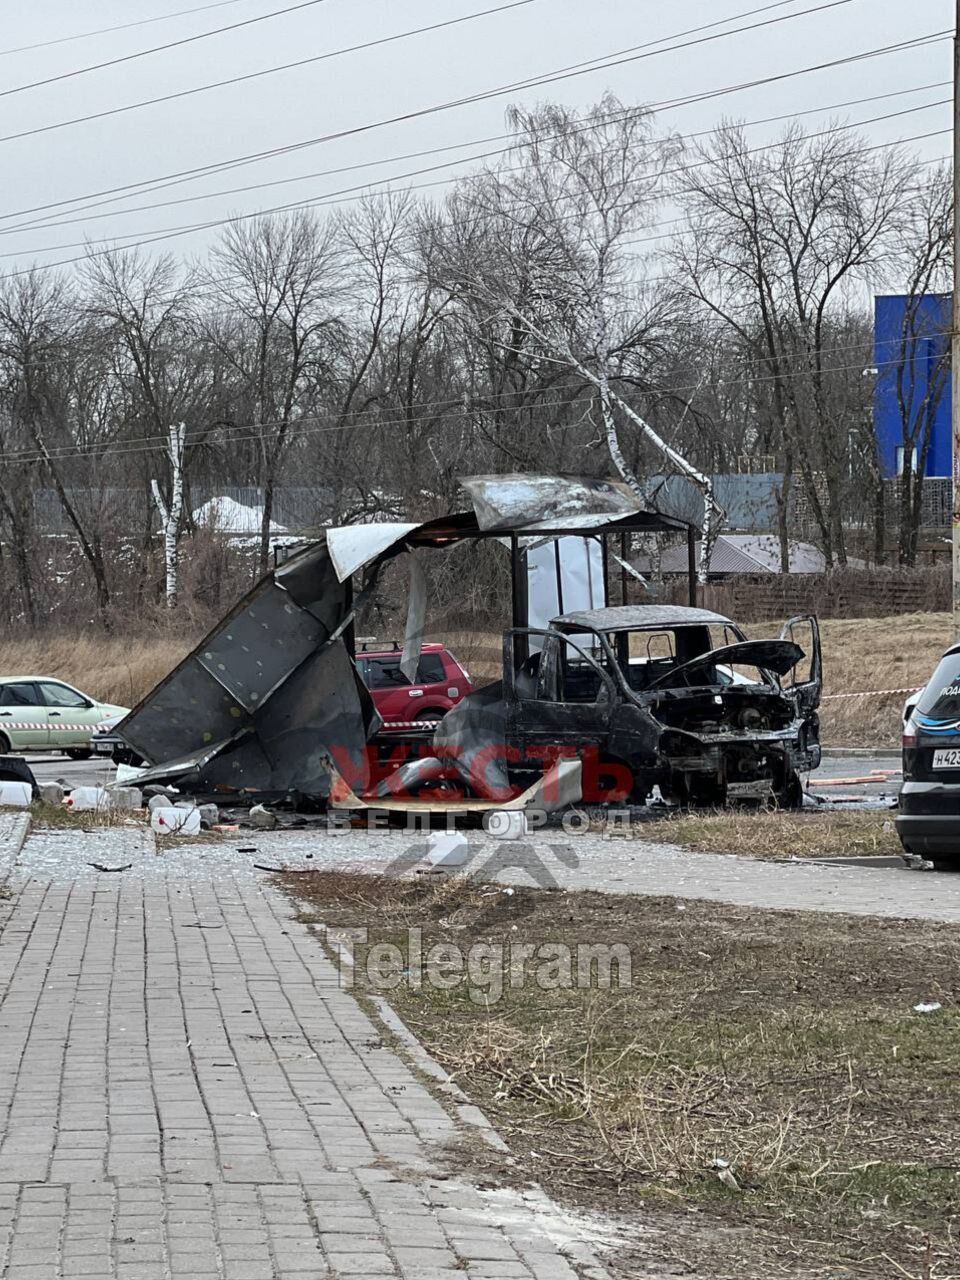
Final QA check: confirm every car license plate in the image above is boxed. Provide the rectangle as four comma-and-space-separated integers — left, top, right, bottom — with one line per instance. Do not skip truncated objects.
727, 779, 773, 799
933, 748, 960, 769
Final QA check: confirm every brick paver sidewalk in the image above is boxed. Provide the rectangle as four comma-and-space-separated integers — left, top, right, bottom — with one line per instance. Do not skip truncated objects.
0, 845, 609, 1279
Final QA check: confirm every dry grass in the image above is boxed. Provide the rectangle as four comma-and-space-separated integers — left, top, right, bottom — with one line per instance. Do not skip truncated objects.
5, 610, 945, 746
28, 800, 136, 830
635, 808, 901, 858
0, 634, 195, 708
813, 613, 949, 746
284, 871, 960, 1278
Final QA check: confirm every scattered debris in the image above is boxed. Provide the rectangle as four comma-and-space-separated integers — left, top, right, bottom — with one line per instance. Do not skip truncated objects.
249, 804, 278, 831
197, 804, 220, 828
150, 807, 200, 836
87, 863, 132, 873
0, 781, 32, 808
427, 831, 469, 867
39, 782, 65, 806
913, 1001, 943, 1014
65, 787, 109, 812
109, 787, 143, 811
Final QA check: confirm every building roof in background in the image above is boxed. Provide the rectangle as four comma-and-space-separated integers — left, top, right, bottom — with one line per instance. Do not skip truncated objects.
642, 473, 789, 530
634, 534, 865, 576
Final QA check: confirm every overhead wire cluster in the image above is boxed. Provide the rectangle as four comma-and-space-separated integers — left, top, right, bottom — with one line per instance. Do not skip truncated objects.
0, 0, 948, 463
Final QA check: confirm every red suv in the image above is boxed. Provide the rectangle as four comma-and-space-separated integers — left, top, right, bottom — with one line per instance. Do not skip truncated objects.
357, 642, 473, 727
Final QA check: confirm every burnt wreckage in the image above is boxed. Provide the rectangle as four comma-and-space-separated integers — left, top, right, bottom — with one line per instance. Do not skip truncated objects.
119, 476, 822, 812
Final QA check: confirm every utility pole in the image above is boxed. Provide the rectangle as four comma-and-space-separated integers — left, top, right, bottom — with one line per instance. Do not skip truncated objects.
953, 0, 960, 635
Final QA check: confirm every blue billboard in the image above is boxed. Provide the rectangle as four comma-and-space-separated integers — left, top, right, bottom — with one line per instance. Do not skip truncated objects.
874, 293, 951, 479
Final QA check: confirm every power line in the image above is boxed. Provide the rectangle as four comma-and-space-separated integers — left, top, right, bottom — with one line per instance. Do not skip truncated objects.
0, 0, 335, 102
0, 105, 944, 270
0, 0, 857, 149
0, 2, 253, 59
0, 26, 940, 232
0, 0, 537, 165
0, 339, 939, 468
7, 79, 949, 240
0, 40, 948, 277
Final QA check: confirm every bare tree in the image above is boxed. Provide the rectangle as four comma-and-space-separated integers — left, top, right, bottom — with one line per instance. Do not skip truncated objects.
206, 212, 343, 572
0, 271, 117, 616
674, 122, 914, 565
430, 97, 723, 579
151, 422, 186, 606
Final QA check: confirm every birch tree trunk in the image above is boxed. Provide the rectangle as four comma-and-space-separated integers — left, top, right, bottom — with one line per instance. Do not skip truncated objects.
151, 422, 186, 608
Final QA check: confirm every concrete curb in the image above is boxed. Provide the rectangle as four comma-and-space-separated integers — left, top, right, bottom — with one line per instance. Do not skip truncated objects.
822, 747, 901, 760
0, 812, 30, 885
371, 995, 510, 1154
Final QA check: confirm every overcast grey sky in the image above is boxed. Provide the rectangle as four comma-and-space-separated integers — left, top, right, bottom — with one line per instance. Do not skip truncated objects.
0, 0, 951, 275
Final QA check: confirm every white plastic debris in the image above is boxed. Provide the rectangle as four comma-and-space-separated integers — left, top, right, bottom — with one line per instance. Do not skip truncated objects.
249, 804, 278, 830
0, 781, 30, 808
115, 763, 148, 785
151, 806, 201, 836
483, 810, 528, 840
716, 1166, 741, 1192
913, 1002, 943, 1014
65, 786, 110, 812
427, 831, 469, 867
109, 787, 143, 811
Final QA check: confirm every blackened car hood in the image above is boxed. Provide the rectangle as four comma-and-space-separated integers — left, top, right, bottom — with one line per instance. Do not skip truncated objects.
648, 639, 804, 689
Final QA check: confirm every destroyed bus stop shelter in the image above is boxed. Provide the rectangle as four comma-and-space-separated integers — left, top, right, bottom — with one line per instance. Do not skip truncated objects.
114, 476, 698, 801
328, 505, 699, 652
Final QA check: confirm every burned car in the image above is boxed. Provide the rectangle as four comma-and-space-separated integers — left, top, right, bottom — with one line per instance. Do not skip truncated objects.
501, 606, 821, 806
362, 604, 822, 811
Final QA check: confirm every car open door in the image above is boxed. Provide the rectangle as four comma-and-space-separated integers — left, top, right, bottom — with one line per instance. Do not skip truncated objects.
778, 615, 822, 712
503, 628, 617, 743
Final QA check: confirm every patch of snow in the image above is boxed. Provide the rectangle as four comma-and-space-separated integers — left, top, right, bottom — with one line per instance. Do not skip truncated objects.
193, 495, 288, 535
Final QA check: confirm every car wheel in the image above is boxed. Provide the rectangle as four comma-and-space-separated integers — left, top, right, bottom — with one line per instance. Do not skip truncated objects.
776, 773, 804, 810
413, 706, 444, 722
65, 749, 92, 761
112, 747, 144, 767
0, 732, 11, 755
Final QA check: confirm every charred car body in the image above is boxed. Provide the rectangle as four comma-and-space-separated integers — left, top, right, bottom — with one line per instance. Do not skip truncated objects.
499, 606, 821, 806
113, 477, 822, 813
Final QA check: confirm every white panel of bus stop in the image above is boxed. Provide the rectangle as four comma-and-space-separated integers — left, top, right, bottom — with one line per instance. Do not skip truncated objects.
527, 536, 606, 651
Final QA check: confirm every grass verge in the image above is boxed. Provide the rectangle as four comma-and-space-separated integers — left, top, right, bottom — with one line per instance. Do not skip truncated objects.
282, 870, 960, 1279
635, 807, 902, 858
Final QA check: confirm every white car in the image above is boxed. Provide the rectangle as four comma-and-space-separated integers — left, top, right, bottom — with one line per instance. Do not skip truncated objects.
0, 677, 129, 759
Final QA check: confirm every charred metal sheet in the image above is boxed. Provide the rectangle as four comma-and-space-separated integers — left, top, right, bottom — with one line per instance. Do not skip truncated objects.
399, 551, 427, 682
329, 757, 581, 814
433, 681, 514, 799
196, 582, 328, 713
117, 655, 248, 765
649, 639, 805, 687
325, 522, 420, 583
554, 605, 732, 631
127, 730, 251, 787
462, 474, 640, 531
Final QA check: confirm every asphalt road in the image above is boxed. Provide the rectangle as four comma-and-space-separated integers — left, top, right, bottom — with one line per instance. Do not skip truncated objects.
21, 749, 901, 801
26, 753, 118, 788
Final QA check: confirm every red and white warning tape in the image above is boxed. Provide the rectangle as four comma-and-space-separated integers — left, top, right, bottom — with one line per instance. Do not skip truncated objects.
381, 719, 441, 731
0, 721, 100, 731
821, 686, 923, 701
